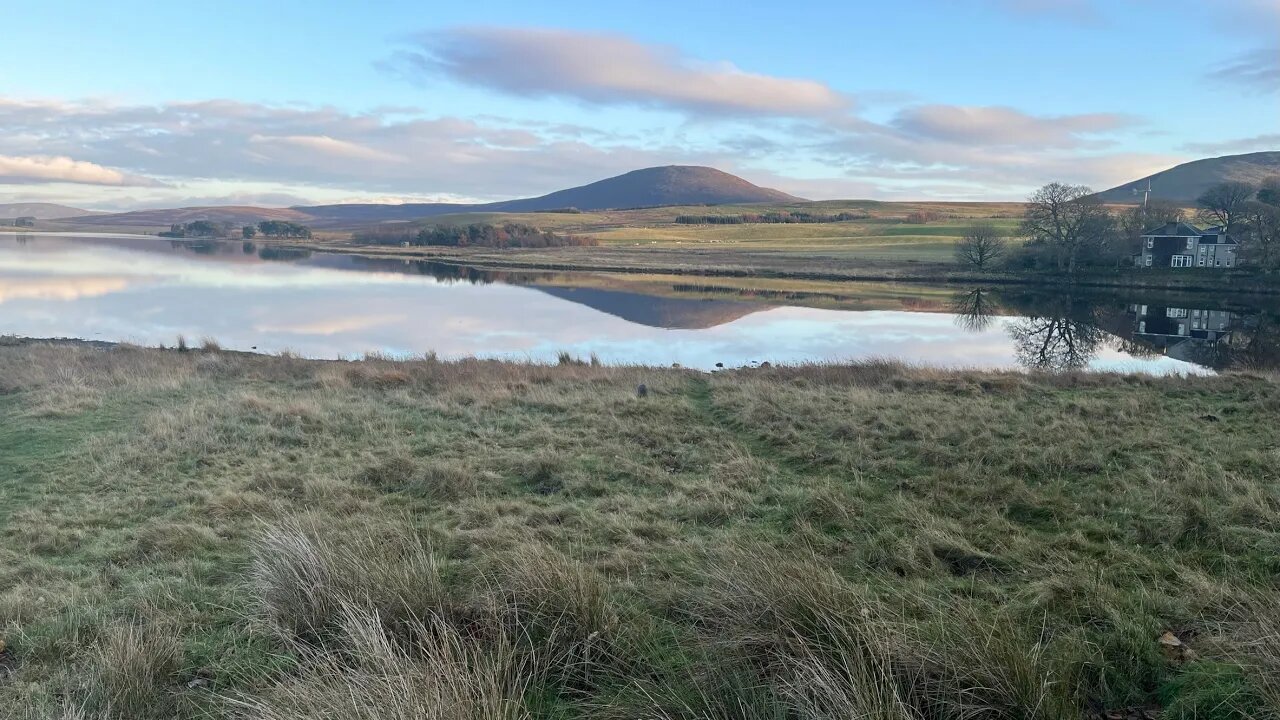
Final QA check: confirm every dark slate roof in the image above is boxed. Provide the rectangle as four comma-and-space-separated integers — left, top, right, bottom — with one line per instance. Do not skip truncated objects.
1198, 229, 1239, 245
1142, 221, 1202, 237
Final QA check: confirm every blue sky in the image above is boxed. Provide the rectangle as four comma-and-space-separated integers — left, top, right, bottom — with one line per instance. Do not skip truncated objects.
2, 0, 1276, 209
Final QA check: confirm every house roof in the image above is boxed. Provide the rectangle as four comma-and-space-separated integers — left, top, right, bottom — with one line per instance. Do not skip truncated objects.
1142, 221, 1203, 237
1198, 226, 1239, 245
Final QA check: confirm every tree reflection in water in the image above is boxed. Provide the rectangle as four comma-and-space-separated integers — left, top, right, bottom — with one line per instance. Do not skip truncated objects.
949, 288, 1002, 332
950, 288, 1110, 370
950, 286, 1280, 372
1007, 313, 1108, 371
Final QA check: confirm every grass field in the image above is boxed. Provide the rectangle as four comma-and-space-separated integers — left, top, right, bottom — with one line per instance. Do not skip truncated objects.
347, 202, 1028, 267
1, 340, 1278, 719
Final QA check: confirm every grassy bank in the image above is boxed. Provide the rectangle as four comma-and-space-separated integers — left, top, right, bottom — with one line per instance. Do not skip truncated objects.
1, 340, 1278, 719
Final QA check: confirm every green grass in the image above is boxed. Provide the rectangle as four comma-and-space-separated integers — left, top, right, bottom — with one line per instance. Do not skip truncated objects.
1, 341, 1278, 719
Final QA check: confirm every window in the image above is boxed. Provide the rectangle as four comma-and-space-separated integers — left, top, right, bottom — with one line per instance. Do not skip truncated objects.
1144, 255, 1152, 267
1199, 258, 1206, 266
1186, 237, 1195, 249
1146, 238, 1154, 249
1179, 323, 1188, 335
1167, 308, 1189, 318
1171, 255, 1194, 268
1139, 321, 1146, 333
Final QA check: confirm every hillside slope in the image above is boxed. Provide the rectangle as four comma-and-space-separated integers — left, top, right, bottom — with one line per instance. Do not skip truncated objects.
487, 165, 801, 212
299, 166, 803, 224
1097, 151, 1280, 204
63, 205, 316, 227
0, 203, 101, 219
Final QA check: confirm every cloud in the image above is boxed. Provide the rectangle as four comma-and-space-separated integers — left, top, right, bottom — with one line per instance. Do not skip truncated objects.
892, 105, 1135, 148
1205, 47, 1280, 94
0, 92, 1169, 204
0, 97, 736, 202
1182, 134, 1280, 155
385, 27, 851, 117
0, 154, 160, 186
249, 135, 406, 163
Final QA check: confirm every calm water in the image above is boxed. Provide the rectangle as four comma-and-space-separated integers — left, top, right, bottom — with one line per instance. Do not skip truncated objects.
2, 233, 1277, 374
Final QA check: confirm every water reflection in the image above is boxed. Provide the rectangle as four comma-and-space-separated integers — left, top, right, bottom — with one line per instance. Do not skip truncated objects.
2, 233, 1277, 373
951, 287, 1280, 373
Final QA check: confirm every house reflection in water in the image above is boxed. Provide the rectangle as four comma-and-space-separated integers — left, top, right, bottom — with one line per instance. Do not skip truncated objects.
1130, 304, 1234, 362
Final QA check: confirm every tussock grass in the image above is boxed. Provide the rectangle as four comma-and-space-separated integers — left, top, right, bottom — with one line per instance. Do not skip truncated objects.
1, 340, 1278, 719
233, 603, 530, 720
249, 518, 450, 643
85, 620, 182, 716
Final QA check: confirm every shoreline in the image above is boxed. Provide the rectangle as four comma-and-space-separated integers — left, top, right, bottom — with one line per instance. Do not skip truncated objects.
8, 230, 1276, 296
289, 240, 1280, 296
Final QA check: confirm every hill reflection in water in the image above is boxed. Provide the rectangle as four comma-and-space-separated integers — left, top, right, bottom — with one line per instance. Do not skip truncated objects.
2, 233, 1275, 373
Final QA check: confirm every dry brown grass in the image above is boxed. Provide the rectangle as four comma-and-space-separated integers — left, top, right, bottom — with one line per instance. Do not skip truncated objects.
1, 340, 1277, 719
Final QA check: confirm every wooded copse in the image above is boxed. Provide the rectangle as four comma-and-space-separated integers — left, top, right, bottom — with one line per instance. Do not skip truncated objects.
355, 222, 597, 248
1003, 177, 1280, 273
161, 220, 312, 239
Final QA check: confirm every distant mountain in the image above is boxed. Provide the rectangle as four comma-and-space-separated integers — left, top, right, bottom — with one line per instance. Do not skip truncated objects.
64, 205, 316, 227
299, 166, 803, 224
488, 166, 802, 212
1097, 151, 1280, 204
0, 203, 102, 219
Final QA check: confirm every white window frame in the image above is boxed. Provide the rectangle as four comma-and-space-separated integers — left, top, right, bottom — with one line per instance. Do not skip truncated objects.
1144, 255, 1152, 267
1171, 255, 1194, 268
1186, 237, 1195, 249
1146, 237, 1154, 249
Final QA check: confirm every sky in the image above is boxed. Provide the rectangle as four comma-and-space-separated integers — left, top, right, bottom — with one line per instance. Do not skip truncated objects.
1, 0, 1277, 209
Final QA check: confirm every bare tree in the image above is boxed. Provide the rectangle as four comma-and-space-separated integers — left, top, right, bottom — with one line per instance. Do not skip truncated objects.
1239, 200, 1280, 269
1021, 183, 1114, 273
955, 223, 1009, 270
1196, 181, 1255, 230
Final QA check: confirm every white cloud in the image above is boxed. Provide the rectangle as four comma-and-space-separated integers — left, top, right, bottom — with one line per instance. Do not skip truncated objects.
1183, 134, 1280, 155
249, 134, 406, 163
386, 27, 851, 117
0, 154, 160, 186
892, 105, 1135, 148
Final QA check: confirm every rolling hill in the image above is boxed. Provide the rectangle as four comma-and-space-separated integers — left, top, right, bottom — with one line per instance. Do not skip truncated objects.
63, 205, 316, 227
1097, 151, 1280, 204
298, 166, 803, 224
0, 203, 101, 219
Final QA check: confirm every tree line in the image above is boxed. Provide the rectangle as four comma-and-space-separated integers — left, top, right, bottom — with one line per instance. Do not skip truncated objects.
354, 222, 597, 249
675, 210, 869, 225
953, 176, 1280, 273
160, 220, 312, 240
